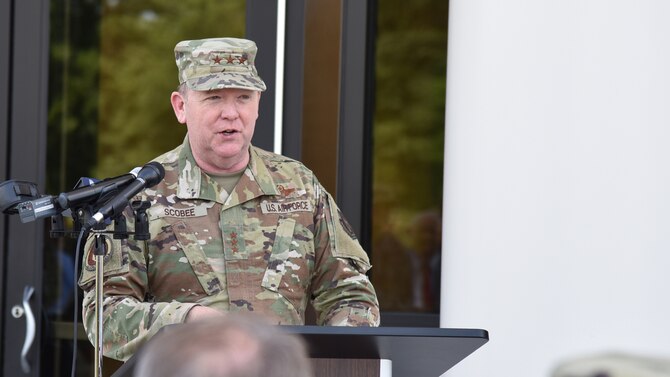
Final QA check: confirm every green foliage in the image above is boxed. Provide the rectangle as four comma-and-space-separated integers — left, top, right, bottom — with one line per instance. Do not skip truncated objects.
47, 0, 102, 192
373, 0, 448, 221
46, 0, 246, 190
96, 0, 245, 178
370, 1, 448, 312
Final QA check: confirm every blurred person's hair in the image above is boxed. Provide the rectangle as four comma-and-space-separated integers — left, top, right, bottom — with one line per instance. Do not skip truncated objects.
134, 313, 312, 377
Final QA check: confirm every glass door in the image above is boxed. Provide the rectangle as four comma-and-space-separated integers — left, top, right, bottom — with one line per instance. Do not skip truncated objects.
3, 1, 246, 376
369, 0, 449, 323
3, 0, 451, 374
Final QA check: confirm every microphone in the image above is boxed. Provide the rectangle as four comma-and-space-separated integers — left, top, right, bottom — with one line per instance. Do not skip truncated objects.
57, 171, 139, 210
84, 162, 165, 230
16, 167, 142, 223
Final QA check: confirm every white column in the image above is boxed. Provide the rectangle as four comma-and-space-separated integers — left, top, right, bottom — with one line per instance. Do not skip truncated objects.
442, 1, 670, 376
273, 0, 286, 155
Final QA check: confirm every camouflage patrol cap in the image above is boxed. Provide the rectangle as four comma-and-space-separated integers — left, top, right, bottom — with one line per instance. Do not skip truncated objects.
174, 37, 266, 92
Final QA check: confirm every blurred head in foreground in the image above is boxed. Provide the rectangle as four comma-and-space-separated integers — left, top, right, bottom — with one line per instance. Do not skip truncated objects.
134, 313, 312, 377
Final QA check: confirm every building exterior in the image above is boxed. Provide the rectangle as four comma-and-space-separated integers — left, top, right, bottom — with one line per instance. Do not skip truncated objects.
0, 1, 448, 375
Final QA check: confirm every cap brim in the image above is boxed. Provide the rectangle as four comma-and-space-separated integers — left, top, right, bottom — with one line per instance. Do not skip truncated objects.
185, 73, 266, 92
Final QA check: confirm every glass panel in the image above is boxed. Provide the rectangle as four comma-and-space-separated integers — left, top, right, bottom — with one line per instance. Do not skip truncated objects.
43, 1, 245, 375
370, 0, 449, 314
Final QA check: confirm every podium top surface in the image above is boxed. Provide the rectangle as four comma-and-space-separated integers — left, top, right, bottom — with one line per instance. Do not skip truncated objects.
113, 326, 488, 377
282, 326, 489, 377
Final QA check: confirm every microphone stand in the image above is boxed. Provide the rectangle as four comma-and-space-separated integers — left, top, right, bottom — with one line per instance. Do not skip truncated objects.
92, 233, 108, 377
53, 200, 152, 377
2, 171, 161, 377
68, 206, 110, 377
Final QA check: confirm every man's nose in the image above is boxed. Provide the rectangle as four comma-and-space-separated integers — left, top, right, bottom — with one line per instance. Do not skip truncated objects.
219, 101, 239, 119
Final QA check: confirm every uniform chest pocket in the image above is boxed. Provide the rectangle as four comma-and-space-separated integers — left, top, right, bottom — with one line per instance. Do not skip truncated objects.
171, 221, 224, 295
263, 217, 315, 284
261, 217, 314, 316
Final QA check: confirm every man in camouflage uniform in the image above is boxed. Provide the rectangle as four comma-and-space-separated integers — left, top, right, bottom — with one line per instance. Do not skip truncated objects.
79, 37, 380, 361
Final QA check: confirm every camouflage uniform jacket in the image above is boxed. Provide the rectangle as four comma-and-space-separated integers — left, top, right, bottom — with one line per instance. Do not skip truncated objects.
79, 138, 380, 361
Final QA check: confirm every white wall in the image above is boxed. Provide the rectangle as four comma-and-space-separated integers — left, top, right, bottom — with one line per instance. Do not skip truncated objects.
441, 1, 670, 376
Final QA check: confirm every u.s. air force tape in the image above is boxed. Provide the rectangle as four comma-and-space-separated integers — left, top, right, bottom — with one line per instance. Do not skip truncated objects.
261, 200, 313, 214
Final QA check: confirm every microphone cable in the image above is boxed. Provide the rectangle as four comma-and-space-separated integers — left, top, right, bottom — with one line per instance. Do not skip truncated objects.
71, 227, 86, 377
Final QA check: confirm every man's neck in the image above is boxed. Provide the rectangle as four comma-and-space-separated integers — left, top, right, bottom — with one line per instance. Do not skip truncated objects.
194, 151, 250, 175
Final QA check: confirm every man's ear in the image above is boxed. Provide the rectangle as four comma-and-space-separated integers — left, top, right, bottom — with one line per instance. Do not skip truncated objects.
170, 91, 187, 124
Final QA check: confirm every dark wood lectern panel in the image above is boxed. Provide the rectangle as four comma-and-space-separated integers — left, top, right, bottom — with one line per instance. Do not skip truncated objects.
311, 358, 381, 377
282, 326, 488, 377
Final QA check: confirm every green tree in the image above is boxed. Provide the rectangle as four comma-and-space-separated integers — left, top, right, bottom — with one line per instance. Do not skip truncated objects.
371, 0, 449, 312
96, 0, 246, 178
373, 0, 448, 233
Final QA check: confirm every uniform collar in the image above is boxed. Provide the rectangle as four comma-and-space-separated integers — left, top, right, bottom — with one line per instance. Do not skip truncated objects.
176, 136, 279, 205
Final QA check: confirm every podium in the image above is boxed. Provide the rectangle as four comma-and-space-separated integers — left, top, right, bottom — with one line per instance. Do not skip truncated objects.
112, 326, 488, 377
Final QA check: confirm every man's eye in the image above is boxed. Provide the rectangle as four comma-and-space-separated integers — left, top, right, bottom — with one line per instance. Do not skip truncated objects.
239, 95, 250, 101
205, 95, 220, 101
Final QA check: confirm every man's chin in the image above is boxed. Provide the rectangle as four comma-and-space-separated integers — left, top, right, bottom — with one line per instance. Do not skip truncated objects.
212, 141, 242, 154
210, 146, 250, 166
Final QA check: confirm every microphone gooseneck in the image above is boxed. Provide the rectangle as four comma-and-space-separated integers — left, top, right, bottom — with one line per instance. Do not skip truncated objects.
84, 162, 165, 230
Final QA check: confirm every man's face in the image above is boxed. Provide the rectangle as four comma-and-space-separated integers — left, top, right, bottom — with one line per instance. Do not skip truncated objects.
171, 87, 260, 173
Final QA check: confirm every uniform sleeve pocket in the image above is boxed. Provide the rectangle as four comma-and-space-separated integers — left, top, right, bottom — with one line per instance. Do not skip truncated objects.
327, 195, 372, 274
78, 235, 130, 289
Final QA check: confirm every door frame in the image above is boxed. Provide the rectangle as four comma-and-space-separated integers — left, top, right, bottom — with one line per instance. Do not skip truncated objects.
2, 0, 50, 375
0, 1, 438, 373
